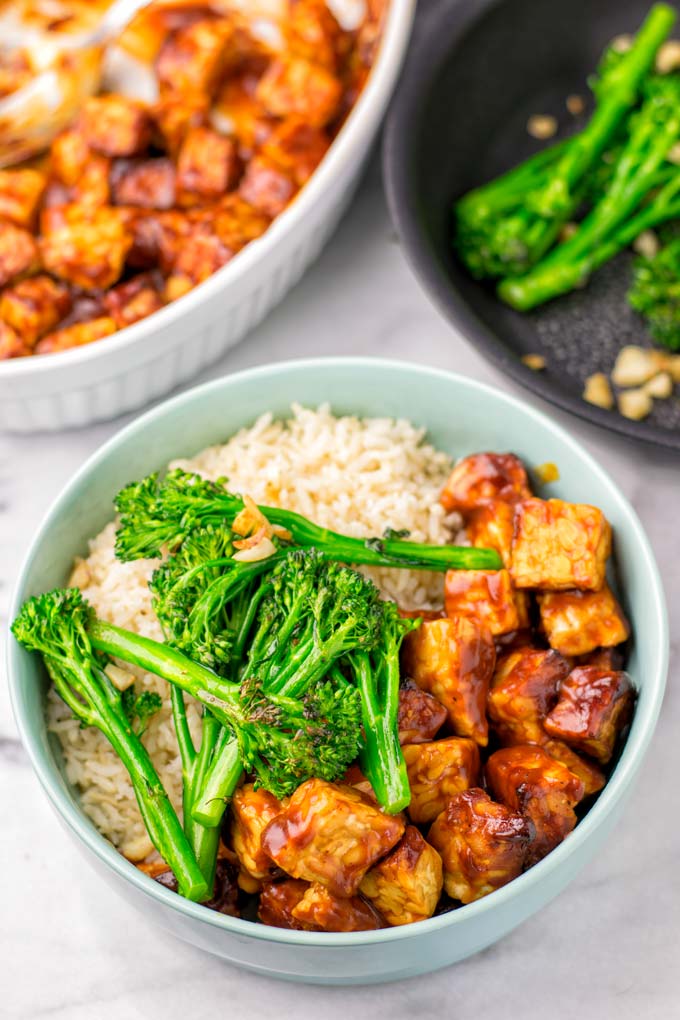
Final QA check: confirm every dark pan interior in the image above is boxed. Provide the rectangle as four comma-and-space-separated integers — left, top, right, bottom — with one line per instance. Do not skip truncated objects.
385, 0, 680, 449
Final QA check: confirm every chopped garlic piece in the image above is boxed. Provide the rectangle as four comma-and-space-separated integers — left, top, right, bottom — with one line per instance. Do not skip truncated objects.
104, 663, 136, 691
583, 372, 614, 410
521, 353, 546, 371
611, 346, 664, 387
233, 536, 277, 562
527, 114, 557, 139
656, 39, 680, 74
566, 94, 585, 115
644, 371, 674, 399
611, 34, 633, 54
632, 230, 659, 258
668, 142, 680, 166
618, 388, 653, 421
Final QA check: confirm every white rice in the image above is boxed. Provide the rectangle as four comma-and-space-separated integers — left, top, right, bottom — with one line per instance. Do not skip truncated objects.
47, 404, 457, 859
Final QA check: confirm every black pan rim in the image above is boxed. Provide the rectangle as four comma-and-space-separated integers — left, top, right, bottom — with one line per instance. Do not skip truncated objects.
382, 0, 680, 453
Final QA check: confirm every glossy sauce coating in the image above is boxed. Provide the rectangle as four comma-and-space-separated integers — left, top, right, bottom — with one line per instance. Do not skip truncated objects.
428, 788, 531, 904
544, 666, 634, 764
397, 678, 447, 745
440, 453, 532, 512
487, 647, 571, 745
230, 783, 282, 882
261, 778, 405, 898
538, 585, 630, 657
486, 745, 585, 866
403, 616, 496, 745
444, 568, 521, 636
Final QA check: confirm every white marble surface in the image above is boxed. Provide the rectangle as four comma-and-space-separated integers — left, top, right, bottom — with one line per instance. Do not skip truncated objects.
1, 156, 679, 1020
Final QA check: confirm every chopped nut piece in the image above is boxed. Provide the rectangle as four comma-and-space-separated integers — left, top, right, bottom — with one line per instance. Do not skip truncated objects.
104, 663, 136, 691
559, 221, 578, 241
583, 372, 614, 410
566, 94, 585, 115
668, 142, 680, 166
643, 372, 674, 399
612, 345, 666, 387
521, 353, 546, 371
656, 39, 680, 73
632, 229, 659, 258
527, 114, 558, 139
611, 34, 633, 53
617, 388, 653, 421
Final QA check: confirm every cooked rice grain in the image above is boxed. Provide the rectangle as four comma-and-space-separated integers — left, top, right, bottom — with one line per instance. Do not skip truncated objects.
48, 405, 456, 857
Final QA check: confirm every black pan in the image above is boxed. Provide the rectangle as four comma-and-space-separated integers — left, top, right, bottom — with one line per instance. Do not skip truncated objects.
383, 0, 680, 451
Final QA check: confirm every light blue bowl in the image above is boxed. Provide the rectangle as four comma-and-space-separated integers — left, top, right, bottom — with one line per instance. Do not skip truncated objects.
7, 358, 668, 984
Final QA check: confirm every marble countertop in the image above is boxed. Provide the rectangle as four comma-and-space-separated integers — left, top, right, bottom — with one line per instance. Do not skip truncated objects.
1, 157, 678, 1020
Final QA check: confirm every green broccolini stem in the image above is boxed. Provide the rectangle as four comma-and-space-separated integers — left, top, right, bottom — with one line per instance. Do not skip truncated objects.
191, 737, 242, 828
350, 651, 410, 814
499, 73, 680, 311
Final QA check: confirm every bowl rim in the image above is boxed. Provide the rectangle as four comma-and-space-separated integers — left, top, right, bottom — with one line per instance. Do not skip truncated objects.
0, 0, 416, 379
381, 0, 680, 453
7, 356, 669, 947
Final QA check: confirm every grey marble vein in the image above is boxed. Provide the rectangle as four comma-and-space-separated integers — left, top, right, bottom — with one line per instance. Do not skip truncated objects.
1, 155, 679, 1020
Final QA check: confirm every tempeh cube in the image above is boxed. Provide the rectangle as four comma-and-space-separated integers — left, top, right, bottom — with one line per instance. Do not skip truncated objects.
538, 585, 629, 656
0, 168, 46, 228
465, 501, 515, 566
0, 221, 39, 286
238, 156, 296, 218
544, 666, 634, 764
80, 95, 152, 157
402, 616, 496, 745
486, 745, 585, 865
402, 737, 480, 824
103, 273, 163, 329
440, 453, 531, 513
156, 19, 233, 97
511, 498, 611, 591
428, 788, 530, 903
0, 275, 71, 345
291, 883, 386, 931
444, 568, 520, 636
360, 825, 443, 925
176, 127, 240, 203
35, 316, 117, 354
261, 779, 405, 897
40, 209, 132, 291
397, 678, 447, 745
230, 783, 282, 882
256, 55, 342, 127
487, 647, 571, 745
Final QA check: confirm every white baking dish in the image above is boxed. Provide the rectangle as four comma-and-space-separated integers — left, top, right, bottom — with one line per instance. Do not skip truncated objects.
0, 0, 415, 432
